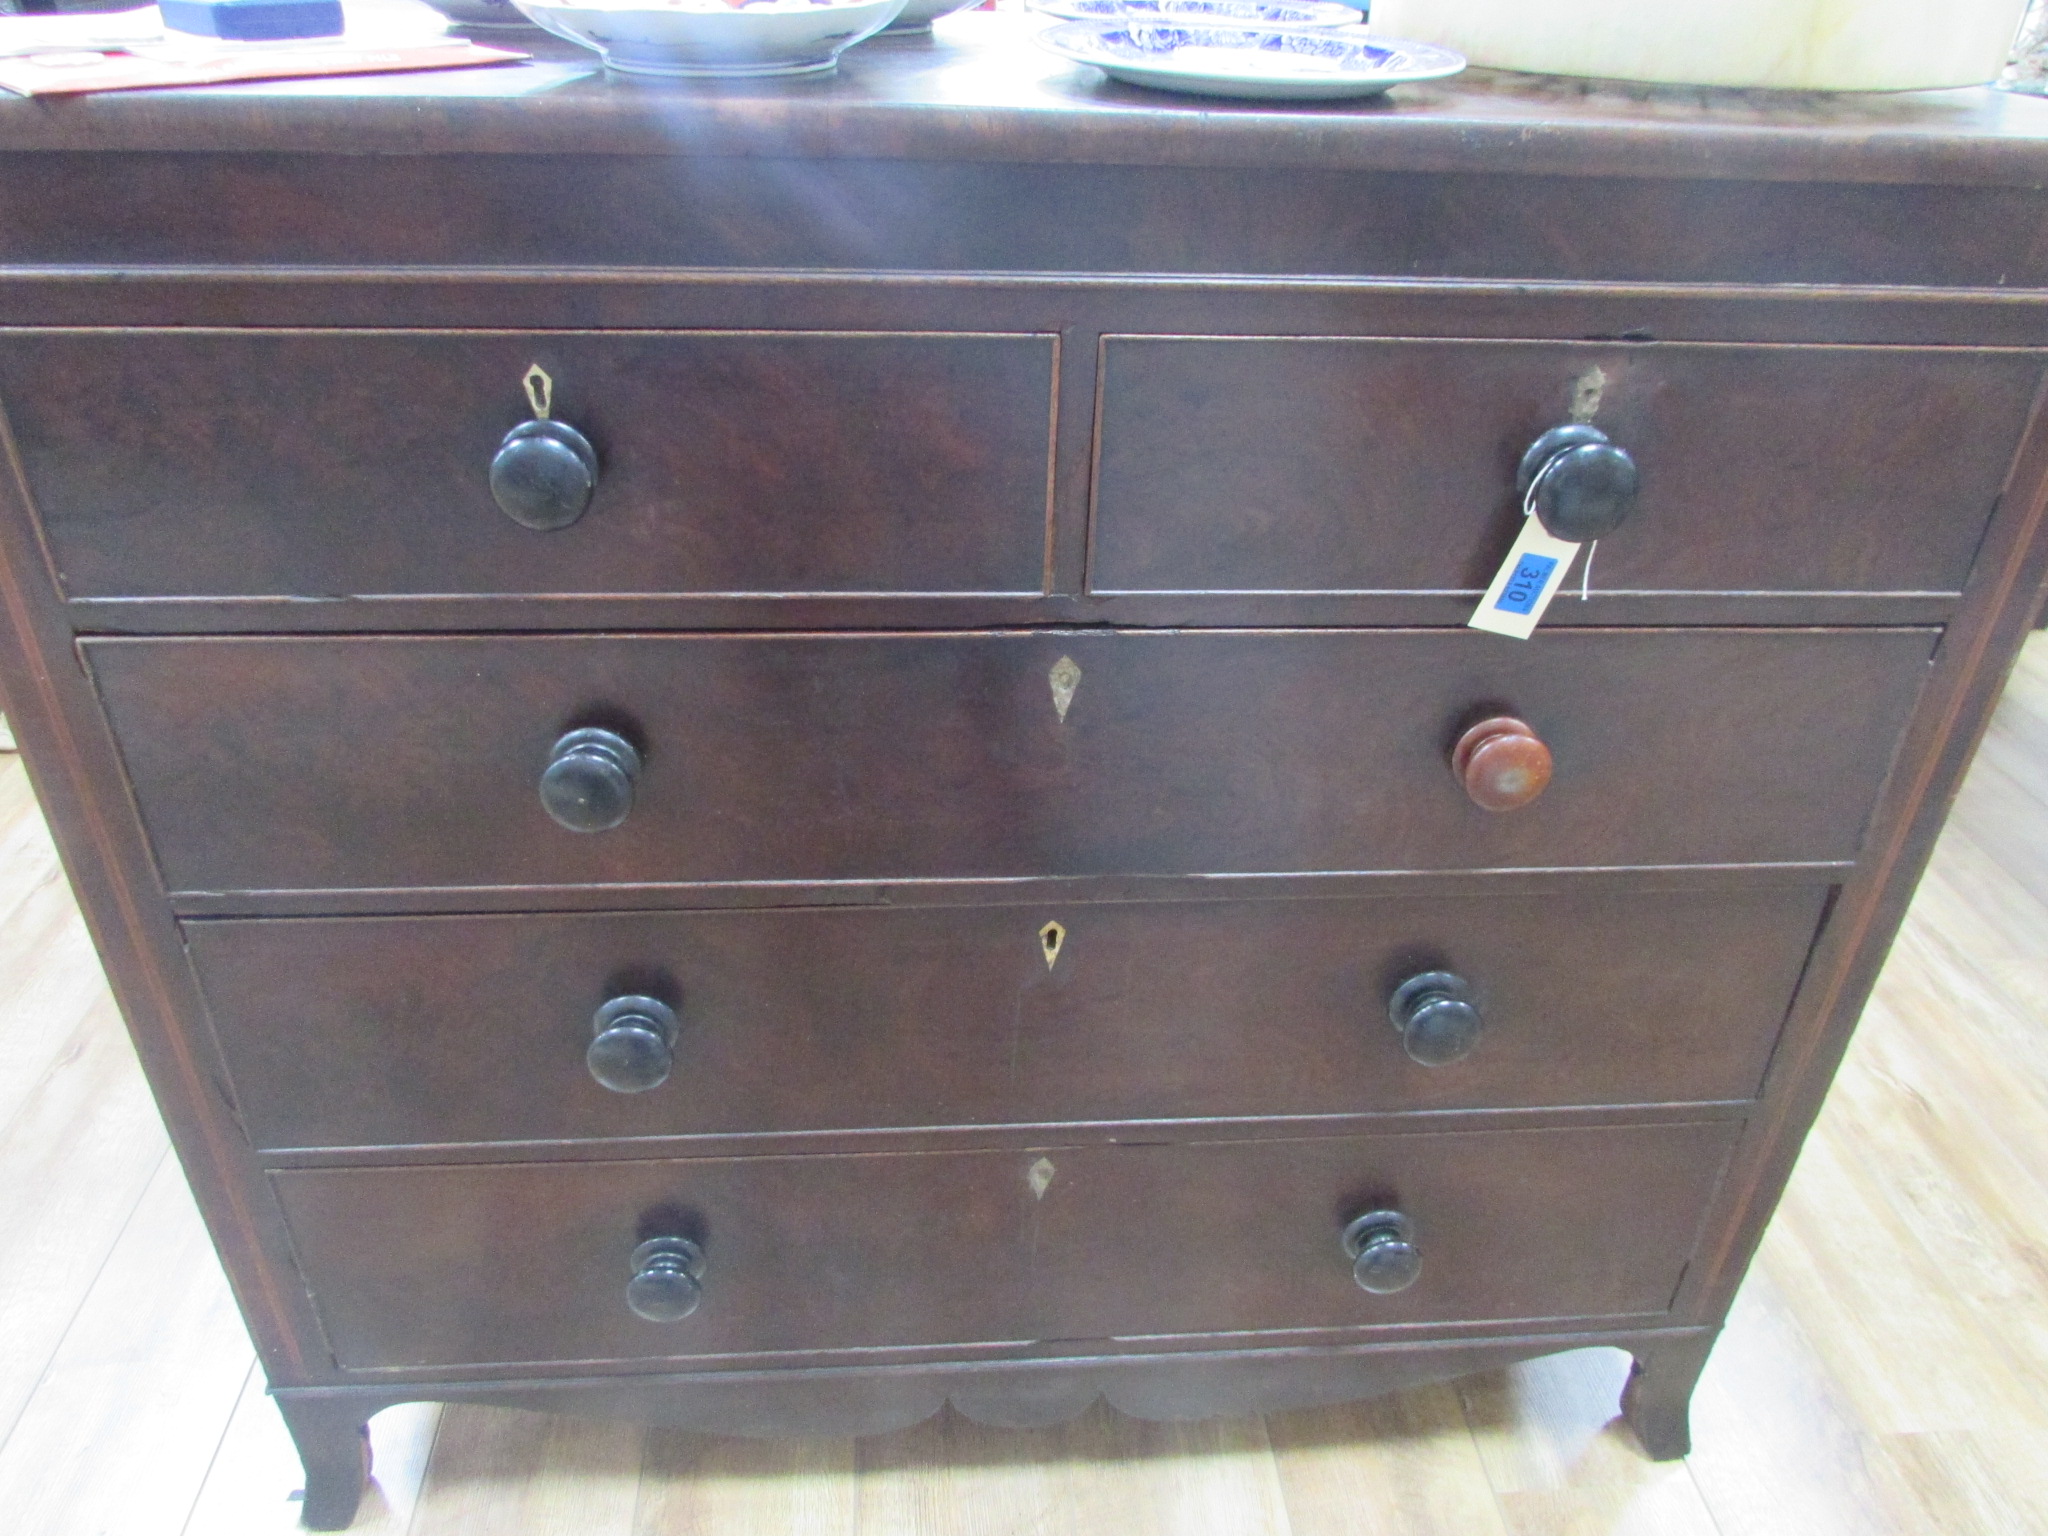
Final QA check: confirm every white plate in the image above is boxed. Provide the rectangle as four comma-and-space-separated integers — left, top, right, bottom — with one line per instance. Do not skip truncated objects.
515, 0, 905, 76
1028, 0, 1364, 31
1037, 19, 1463, 99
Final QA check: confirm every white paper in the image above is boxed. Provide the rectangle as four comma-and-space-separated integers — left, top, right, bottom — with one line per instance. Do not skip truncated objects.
1467, 516, 1582, 640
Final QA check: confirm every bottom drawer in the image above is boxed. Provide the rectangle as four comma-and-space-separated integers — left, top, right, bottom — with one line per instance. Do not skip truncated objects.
276, 1123, 1738, 1371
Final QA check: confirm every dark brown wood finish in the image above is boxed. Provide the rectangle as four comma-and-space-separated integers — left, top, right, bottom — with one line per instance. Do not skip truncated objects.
167, 856, 1845, 923
1620, 1328, 1722, 1459
7, 16, 2048, 292
6, 27, 2048, 190
266, 1318, 1715, 1526
1673, 376, 2048, 1325
14, 146, 2048, 287
15, 273, 2048, 351
87, 628, 1932, 897
1, 330, 1058, 601
1090, 338, 2043, 597
1, 20, 2046, 1524
188, 884, 1827, 1151
272, 1324, 1707, 1436
272, 1122, 1736, 1373
5, 279, 2043, 640
0, 358, 330, 1382
61, 591, 1965, 638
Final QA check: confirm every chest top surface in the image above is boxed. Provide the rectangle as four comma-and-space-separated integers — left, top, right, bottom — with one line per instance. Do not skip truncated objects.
4, 15, 2048, 287
0, 14, 2046, 181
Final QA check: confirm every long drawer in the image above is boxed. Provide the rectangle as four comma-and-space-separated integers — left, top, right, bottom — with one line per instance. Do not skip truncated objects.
1, 329, 1057, 600
193, 885, 1826, 1151
1091, 337, 2043, 597
273, 1122, 1739, 1370
89, 628, 1933, 896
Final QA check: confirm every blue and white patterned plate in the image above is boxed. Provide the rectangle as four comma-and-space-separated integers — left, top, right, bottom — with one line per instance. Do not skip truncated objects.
1027, 0, 1364, 31
1037, 20, 1463, 100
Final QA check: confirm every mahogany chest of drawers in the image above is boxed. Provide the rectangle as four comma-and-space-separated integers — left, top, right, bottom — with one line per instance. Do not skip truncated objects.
4, 23, 2048, 1527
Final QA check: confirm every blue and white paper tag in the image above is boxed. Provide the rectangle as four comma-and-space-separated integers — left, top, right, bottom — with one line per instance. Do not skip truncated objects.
1468, 516, 1582, 640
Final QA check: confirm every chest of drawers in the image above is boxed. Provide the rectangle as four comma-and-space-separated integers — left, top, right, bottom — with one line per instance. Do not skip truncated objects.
4, 23, 2048, 1528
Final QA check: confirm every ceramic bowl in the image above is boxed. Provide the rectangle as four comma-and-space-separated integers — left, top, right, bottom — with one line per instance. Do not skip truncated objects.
1028, 0, 1362, 30
513, 0, 907, 76
418, 0, 538, 27
881, 0, 981, 33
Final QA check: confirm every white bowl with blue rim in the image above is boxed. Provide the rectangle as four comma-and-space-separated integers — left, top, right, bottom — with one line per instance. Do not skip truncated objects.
1037, 19, 1462, 99
513, 0, 906, 76
1028, 0, 1364, 31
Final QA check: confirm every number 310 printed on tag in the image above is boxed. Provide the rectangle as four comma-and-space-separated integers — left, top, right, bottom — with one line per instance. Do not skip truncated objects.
1468, 517, 1586, 640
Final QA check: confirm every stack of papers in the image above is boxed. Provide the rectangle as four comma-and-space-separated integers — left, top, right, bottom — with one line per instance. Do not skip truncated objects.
0, 4, 525, 95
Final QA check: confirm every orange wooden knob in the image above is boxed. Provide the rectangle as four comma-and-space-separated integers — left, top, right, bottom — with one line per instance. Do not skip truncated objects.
1452, 716, 1553, 813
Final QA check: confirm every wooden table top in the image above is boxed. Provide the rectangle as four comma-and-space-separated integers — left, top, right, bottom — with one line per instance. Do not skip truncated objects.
4, 11, 2048, 183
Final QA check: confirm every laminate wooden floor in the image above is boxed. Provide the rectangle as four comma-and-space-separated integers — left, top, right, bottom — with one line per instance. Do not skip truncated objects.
3, 640, 2048, 1536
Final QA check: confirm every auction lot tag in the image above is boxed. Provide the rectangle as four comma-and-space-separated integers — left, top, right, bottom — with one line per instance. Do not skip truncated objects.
1468, 517, 1582, 640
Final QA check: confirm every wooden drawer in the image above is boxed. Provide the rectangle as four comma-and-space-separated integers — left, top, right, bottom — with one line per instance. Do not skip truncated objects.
91, 628, 1931, 896
91, 628, 1930, 896
1091, 338, 2044, 597
273, 1122, 1737, 1370
194, 885, 1825, 1151
0, 329, 1056, 600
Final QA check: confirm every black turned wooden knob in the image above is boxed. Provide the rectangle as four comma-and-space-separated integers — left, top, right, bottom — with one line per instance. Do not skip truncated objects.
491, 418, 598, 531
1517, 423, 1638, 542
1343, 1210, 1421, 1295
626, 1236, 705, 1322
540, 727, 640, 833
587, 995, 679, 1094
1388, 971, 1482, 1067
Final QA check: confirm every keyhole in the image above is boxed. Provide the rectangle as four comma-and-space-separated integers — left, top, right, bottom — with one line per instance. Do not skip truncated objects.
1049, 656, 1081, 722
1569, 365, 1607, 422
523, 363, 553, 419
1039, 921, 1065, 970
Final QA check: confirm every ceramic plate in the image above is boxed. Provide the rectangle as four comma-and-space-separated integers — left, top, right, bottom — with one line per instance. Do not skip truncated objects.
1037, 20, 1462, 99
1027, 0, 1364, 31
514, 0, 905, 76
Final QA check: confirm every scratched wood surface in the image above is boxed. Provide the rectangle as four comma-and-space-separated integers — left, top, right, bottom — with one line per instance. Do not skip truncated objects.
2, 637, 2048, 1535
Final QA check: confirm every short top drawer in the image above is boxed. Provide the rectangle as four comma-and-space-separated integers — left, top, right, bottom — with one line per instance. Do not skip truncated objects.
0, 330, 1056, 600
1091, 338, 2044, 597
87, 627, 1932, 896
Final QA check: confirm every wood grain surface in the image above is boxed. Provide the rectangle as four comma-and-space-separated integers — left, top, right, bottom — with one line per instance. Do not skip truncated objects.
187, 884, 1826, 1151
15, 144, 2048, 285
6, 18, 2048, 286
1, 330, 1057, 603
271, 1122, 1733, 1370
86, 628, 1934, 898
4, 635, 2048, 1531
0, 14, 2041, 189
1091, 338, 2043, 597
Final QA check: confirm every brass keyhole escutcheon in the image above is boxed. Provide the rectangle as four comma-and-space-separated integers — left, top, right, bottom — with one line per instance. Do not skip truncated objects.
1027, 1156, 1056, 1199
1569, 364, 1607, 422
1039, 921, 1066, 970
523, 362, 554, 419
1049, 656, 1081, 722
